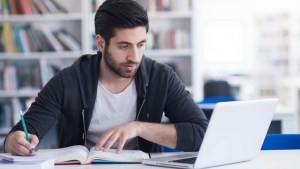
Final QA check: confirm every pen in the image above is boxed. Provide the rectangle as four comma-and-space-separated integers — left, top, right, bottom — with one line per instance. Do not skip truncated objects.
20, 110, 33, 154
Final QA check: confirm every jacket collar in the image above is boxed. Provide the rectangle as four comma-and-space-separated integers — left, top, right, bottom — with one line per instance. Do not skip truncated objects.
135, 55, 152, 99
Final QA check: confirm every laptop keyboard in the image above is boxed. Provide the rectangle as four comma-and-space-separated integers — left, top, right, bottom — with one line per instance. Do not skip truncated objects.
169, 157, 197, 164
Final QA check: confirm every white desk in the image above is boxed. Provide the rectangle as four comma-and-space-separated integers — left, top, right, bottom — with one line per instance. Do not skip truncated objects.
53, 150, 300, 169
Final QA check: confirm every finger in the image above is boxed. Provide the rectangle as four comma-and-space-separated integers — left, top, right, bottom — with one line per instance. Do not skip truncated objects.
95, 131, 113, 150
11, 144, 32, 156
29, 134, 39, 148
103, 133, 120, 151
117, 137, 126, 154
15, 133, 31, 150
28, 134, 39, 154
14, 132, 37, 155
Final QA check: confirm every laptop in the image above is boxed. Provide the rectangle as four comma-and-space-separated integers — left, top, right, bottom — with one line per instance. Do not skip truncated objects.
142, 98, 278, 168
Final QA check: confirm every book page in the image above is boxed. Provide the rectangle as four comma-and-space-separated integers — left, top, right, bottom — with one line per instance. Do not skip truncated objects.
87, 147, 149, 163
37, 145, 89, 164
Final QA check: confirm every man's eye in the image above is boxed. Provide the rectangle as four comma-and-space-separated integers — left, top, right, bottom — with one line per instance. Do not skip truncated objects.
119, 45, 128, 49
138, 43, 145, 47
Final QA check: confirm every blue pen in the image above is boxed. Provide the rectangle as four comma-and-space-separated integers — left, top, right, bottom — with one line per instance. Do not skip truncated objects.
20, 110, 33, 154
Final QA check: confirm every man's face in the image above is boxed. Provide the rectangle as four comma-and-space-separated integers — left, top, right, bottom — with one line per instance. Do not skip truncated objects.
102, 27, 147, 78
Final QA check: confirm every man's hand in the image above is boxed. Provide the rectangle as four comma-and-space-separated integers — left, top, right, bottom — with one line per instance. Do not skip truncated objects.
4, 131, 39, 156
95, 121, 177, 154
95, 121, 139, 154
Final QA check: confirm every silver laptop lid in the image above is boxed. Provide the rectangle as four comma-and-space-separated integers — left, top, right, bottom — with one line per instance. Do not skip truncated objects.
195, 98, 278, 168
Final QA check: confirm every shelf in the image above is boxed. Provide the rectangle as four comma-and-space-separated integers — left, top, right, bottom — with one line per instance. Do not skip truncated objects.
0, 89, 40, 98
0, 13, 83, 23
148, 11, 192, 19
145, 49, 192, 57
89, 49, 192, 58
0, 51, 82, 60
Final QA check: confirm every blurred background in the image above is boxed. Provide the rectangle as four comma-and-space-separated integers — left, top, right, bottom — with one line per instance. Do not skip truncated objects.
1, 0, 300, 150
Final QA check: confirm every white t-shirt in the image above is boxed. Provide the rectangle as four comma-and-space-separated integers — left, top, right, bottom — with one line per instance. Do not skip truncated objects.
86, 80, 137, 150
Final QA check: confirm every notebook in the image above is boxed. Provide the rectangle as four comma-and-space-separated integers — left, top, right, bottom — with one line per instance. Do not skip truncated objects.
142, 98, 278, 169
0, 156, 54, 169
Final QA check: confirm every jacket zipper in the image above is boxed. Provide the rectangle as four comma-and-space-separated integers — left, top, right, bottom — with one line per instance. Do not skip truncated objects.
136, 84, 148, 121
136, 84, 148, 150
82, 109, 87, 146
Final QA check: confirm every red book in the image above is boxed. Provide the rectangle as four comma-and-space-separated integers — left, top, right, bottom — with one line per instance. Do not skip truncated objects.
18, 0, 34, 14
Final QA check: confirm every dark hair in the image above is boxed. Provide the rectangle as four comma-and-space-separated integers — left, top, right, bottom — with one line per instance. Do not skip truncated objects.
95, 0, 149, 45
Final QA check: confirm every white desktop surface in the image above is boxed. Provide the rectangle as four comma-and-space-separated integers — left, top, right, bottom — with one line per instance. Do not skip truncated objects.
53, 150, 300, 169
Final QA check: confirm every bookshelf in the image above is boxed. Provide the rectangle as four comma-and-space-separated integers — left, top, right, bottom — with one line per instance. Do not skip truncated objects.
0, 0, 195, 151
138, 0, 194, 89
0, 0, 85, 151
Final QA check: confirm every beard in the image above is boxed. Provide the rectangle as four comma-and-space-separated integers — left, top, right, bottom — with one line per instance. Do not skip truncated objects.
103, 46, 140, 78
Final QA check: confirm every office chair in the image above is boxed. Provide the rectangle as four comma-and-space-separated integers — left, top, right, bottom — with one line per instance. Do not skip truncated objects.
203, 80, 234, 98
261, 134, 300, 150
197, 80, 236, 120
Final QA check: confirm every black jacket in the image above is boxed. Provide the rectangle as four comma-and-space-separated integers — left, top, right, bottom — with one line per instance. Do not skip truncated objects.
10, 53, 208, 152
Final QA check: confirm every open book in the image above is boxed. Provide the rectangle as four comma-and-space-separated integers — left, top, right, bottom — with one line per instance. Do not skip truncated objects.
36, 145, 150, 164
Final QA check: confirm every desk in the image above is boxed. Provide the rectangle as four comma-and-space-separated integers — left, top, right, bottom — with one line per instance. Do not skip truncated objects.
52, 150, 300, 169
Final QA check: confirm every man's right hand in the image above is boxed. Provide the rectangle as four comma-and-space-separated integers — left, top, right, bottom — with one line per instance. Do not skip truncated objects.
4, 131, 39, 156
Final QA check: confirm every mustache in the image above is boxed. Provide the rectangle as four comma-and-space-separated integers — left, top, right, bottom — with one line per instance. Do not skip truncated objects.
124, 61, 139, 65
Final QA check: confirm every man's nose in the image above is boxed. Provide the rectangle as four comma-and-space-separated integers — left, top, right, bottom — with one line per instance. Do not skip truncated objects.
127, 47, 138, 61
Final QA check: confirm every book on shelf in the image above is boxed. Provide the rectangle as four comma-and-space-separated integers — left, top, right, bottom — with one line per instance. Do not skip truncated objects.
0, 62, 3, 89
143, 0, 191, 12
90, 0, 105, 12
0, 62, 42, 91
7, 0, 18, 15
3, 64, 17, 90
0, 23, 80, 53
2, 23, 16, 53
13, 25, 25, 53
36, 145, 150, 164
16, 62, 42, 89
43, 0, 59, 14
18, 0, 34, 15
0, 26, 4, 52
0, 97, 38, 129
32, 0, 49, 14
0, 155, 54, 169
1, 0, 9, 15
54, 29, 81, 51
0, 0, 68, 15
0, 103, 13, 128
39, 25, 64, 52
146, 29, 191, 50
51, 0, 69, 13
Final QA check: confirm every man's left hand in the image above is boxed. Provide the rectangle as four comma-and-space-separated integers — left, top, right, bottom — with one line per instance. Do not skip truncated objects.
95, 121, 140, 154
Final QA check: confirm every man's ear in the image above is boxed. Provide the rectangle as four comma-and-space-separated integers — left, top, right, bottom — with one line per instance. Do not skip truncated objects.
96, 34, 105, 52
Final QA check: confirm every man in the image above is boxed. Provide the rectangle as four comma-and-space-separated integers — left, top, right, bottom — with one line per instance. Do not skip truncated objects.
4, 0, 208, 156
